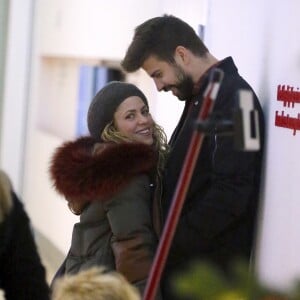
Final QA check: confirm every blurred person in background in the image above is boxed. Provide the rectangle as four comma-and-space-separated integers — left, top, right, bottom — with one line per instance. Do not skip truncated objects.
0, 169, 50, 300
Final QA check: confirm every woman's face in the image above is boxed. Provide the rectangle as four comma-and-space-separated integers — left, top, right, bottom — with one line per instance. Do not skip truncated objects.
114, 96, 154, 145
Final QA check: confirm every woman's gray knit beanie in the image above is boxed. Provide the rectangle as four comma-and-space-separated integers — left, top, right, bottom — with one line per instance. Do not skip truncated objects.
87, 81, 148, 141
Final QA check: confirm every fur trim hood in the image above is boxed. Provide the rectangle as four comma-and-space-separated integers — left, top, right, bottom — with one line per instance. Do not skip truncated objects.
49, 137, 157, 202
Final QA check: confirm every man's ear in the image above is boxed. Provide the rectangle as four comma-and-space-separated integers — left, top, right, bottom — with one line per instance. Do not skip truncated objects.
174, 46, 190, 65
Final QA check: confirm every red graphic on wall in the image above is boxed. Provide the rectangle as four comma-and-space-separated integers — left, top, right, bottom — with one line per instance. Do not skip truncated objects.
275, 84, 300, 135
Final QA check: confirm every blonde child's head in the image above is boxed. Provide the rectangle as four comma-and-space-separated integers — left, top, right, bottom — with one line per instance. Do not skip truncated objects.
51, 267, 141, 300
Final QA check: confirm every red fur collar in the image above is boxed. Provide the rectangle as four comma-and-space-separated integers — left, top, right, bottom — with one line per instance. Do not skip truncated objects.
49, 137, 157, 202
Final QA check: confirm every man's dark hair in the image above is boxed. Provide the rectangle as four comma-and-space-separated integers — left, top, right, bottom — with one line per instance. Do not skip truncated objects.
121, 14, 209, 72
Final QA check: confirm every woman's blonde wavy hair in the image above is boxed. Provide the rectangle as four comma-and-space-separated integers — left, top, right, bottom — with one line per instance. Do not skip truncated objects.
101, 121, 169, 178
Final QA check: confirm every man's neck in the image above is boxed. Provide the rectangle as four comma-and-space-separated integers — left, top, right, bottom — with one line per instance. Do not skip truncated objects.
192, 53, 219, 82
192, 53, 220, 95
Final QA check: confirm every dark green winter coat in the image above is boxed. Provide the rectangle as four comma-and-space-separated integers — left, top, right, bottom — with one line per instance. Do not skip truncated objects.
50, 137, 160, 296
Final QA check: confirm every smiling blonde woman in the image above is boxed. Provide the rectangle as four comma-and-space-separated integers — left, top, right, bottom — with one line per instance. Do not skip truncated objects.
50, 81, 167, 299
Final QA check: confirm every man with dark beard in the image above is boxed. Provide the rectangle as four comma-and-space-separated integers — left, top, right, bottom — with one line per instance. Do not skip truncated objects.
121, 15, 265, 299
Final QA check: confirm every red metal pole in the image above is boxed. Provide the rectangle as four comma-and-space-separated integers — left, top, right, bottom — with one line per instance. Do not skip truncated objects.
143, 68, 224, 300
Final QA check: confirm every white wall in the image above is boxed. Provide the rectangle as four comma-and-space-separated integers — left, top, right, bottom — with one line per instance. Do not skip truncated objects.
255, 0, 300, 290
38, 0, 161, 60
205, 0, 267, 98
0, 0, 34, 193
206, 0, 300, 291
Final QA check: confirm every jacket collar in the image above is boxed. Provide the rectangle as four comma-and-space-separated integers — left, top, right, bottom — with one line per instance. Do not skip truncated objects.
50, 137, 157, 202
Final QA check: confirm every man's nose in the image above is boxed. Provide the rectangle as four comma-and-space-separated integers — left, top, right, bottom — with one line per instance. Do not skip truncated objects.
154, 79, 164, 91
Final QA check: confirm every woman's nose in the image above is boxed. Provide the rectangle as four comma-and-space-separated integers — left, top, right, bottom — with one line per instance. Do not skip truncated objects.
137, 114, 149, 124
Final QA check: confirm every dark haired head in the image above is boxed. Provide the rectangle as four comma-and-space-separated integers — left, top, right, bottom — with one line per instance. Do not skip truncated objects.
121, 15, 208, 72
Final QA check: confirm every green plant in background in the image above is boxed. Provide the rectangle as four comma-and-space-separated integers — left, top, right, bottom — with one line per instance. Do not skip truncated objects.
173, 260, 300, 300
